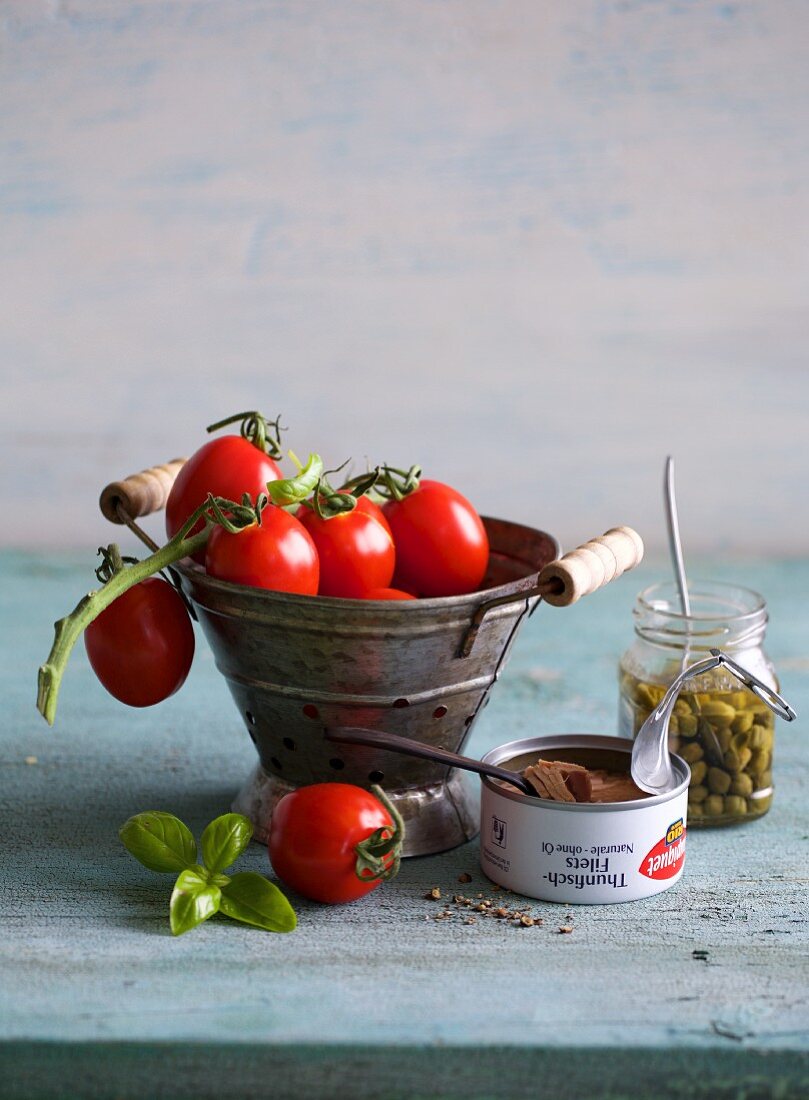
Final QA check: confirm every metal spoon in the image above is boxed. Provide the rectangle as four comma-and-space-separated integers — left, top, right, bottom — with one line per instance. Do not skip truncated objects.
325, 726, 538, 797
631, 649, 796, 795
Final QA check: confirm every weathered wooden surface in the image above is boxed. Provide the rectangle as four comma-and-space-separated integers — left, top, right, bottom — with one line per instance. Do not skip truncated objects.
2, 0, 809, 553
1, 550, 807, 1098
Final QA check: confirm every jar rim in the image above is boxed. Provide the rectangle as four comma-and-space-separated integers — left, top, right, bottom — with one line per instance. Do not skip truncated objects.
636, 579, 766, 623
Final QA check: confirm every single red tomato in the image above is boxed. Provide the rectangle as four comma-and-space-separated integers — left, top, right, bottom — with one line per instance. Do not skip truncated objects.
205, 507, 319, 594
84, 577, 195, 707
268, 783, 402, 904
165, 436, 283, 561
363, 587, 416, 600
296, 503, 395, 599
383, 479, 489, 597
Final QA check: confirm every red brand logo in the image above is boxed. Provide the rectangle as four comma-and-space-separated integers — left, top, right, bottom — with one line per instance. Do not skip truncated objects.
639, 819, 687, 880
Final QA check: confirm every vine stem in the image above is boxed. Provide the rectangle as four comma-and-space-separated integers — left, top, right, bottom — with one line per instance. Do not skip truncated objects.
36, 494, 255, 727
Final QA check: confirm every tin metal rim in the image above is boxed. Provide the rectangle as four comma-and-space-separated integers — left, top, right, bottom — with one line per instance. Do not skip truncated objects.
481, 734, 690, 811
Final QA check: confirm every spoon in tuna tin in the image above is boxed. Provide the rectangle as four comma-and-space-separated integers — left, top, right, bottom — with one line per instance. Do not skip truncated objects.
324, 727, 589, 799
631, 649, 796, 795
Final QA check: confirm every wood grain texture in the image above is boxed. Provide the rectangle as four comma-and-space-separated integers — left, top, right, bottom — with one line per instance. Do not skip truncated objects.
1, 549, 807, 1096
0, 1, 808, 552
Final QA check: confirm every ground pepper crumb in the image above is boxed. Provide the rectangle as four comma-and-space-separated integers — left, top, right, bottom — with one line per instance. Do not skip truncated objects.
458, 873, 472, 883
558, 925, 574, 934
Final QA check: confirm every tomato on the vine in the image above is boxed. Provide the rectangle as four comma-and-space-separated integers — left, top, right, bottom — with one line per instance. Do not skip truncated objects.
166, 435, 282, 561
268, 783, 403, 904
205, 507, 319, 594
383, 479, 489, 597
296, 501, 394, 599
84, 576, 195, 707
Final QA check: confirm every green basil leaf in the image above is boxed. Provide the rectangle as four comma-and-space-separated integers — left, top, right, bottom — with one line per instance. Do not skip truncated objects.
266, 453, 323, 506
170, 866, 221, 936
120, 811, 197, 873
200, 813, 253, 874
219, 872, 297, 933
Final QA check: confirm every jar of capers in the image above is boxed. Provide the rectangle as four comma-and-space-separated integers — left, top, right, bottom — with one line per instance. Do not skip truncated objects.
619, 581, 778, 827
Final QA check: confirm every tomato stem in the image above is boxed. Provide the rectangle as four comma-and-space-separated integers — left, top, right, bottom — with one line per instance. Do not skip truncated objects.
36, 494, 258, 727
205, 410, 285, 460
353, 785, 405, 884
374, 465, 422, 502
308, 465, 380, 520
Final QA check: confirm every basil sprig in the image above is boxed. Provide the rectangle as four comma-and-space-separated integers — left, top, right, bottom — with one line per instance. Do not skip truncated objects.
120, 810, 296, 936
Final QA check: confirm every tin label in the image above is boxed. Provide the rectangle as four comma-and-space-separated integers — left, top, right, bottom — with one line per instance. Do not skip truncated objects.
639, 818, 687, 880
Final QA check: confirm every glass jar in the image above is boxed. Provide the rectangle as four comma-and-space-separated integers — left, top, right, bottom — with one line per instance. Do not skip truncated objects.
618, 580, 778, 827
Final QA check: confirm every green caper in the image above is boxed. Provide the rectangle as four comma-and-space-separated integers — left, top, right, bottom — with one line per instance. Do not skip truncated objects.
689, 803, 704, 819
729, 773, 754, 797
689, 761, 708, 786
731, 730, 750, 751
707, 767, 731, 795
748, 748, 770, 775
680, 742, 704, 764
731, 711, 754, 735
635, 683, 663, 708
723, 749, 742, 772
688, 784, 708, 804
715, 728, 733, 752
758, 769, 773, 789
749, 724, 772, 751
723, 795, 747, 817
700, 701, 736, 727
704, 794, 724, 817
728, 691, 750, 711
678, 714, 698, 737
748, 725, 764, 750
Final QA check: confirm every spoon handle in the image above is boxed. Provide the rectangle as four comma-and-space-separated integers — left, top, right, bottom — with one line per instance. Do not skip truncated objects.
324, 726, 534, 796
664, 456, 691, 617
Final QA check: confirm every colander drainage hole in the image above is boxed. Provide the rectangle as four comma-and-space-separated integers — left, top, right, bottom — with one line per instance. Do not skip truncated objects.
270, 757, 282, 771
282, 738, 296, 751
464, 715, 475, 726
246, 711, 256, 725
393, 698, 409, 709
302, 704, 319, 719
368, 770, 384, 784
329, 758, 345, 771
433, 705, 448, 719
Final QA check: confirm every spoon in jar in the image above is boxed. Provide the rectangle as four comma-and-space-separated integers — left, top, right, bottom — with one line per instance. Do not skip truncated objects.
631, 649, 796, 795
324, 727, 592, 799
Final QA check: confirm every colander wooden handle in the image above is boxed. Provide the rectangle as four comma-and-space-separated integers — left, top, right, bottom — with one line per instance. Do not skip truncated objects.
99, 458, 188, 524
538, 525, 644, 607
458, 525, 644, 657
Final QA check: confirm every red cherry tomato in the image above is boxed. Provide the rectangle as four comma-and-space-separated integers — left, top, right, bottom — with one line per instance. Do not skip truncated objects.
165, 437, 282, 561
84, 577, 195, 707
296, 503, 395, 599
383, 479, 489, 597
205, 507, 319, 594
268, 783, 400, 904
363, 587, 416, 600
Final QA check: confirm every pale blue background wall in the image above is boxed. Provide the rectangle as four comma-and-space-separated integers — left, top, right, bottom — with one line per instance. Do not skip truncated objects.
2, 0, 807, 553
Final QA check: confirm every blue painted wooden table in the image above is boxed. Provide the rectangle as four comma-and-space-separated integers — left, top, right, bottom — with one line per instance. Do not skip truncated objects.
2, 550, 807, 1099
